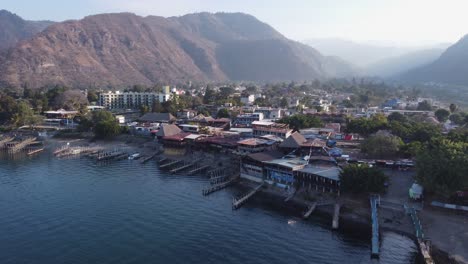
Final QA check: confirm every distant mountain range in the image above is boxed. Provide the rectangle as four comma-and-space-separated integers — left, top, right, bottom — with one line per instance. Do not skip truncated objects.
303, 38, 452, 78
366, 48, 445, 77
400, 35, 468, 86
0, 10, 54, 51
0, 10, 357, 89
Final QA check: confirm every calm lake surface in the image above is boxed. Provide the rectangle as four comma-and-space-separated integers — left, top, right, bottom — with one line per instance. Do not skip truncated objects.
0, 147, 419, 264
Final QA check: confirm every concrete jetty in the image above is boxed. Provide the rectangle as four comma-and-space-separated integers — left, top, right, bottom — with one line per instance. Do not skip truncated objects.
370, 195, 380, 258
332, 203, 341, 229
232, 182, 264, 210
407, 206, 434, 264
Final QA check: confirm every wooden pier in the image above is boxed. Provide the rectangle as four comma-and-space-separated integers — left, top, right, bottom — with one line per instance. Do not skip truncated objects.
27, 148, 44, 156
159, 159, 183, 169
332, 203, 341, 229
210, 175, 230, 184
232, 182, 264, 210
302, 202, 317, 219
96, 150, 128, 161
5, 137, 36, 153
188, 165, 210, 175
0, 136, 14, 148
140, 151, 160, 164
55, 146, 104, 158
370, 195, 380, 258
202, 178, 236, 196
170, 161, 198, 174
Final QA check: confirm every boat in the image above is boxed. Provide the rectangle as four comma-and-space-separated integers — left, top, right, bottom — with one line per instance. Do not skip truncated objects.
128, 153, 141, 160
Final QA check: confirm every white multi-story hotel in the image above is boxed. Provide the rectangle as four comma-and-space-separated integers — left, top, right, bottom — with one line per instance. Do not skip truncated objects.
99, 86, 172, 109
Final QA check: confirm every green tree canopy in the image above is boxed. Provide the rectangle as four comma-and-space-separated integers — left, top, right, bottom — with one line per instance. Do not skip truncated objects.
434, 108, 450, 122
387, 112, 407, 123
216, 108, 230, 118
416, 139, 468, 197
92, 111, 121, 139
340, 164, 388, 194
417, 100, 432, 111
361, 132, 403, 159
345, 114, 388, 137
277, 114, 323, 131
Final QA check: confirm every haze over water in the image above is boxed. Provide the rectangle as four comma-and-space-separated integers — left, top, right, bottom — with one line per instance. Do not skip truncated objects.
0, 148, 419, 264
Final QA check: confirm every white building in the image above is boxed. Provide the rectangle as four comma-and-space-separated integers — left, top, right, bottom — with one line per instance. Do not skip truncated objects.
241, 95, 255, 105
99, 86, 171, 109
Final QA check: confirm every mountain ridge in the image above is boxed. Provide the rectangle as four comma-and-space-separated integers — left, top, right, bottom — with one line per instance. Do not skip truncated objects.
0, 11, 357, 89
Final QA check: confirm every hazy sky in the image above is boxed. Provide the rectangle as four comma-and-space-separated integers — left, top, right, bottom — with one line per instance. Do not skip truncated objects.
1, 0, 467, 45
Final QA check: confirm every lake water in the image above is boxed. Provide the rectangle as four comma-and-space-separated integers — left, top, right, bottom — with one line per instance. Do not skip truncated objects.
0, 147, 420, 264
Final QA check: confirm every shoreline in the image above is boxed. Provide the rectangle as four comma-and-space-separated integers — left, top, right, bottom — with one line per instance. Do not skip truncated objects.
236, 179, 461, 264
46, 135, 464, 264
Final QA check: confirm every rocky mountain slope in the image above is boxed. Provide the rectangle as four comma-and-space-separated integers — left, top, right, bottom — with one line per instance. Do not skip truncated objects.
0, 12, 357, 88
0, 10, 53, 51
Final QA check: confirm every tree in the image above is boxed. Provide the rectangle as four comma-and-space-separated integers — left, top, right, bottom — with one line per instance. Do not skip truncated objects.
277, 114, 323, 131
361, 132, 403, 159
54, 90, 89, 110
92, 111, 121, 138
0, 94, 17, 124
345, 115, 388, 137
219, 87, 235, 99
449, 113, 466, 125
151, 100, 163, 113
217, 108, 230, 118
140, 105, 150, 115
280, 97, 288, 108
417, 100, 432, 111
387, 112, 407, 123
340, 164, 388, 194
449, 103, 458, 113
447, 128, 468, 143
416, 139, 468, 197
11, 101, 43, 127
434, 109, 450, 122
87, 90, 99, 103
203, 87, 217, 104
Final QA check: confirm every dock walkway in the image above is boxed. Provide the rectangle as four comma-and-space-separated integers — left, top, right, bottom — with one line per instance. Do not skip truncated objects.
370, 195, 380, 258
202, 178, 236, 196
232, 182, 264, 210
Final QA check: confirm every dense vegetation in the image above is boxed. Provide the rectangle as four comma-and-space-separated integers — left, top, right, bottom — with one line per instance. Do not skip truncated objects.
340, 164, 388, 193
277, 114, 323, 131
416, 138, 468, 198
